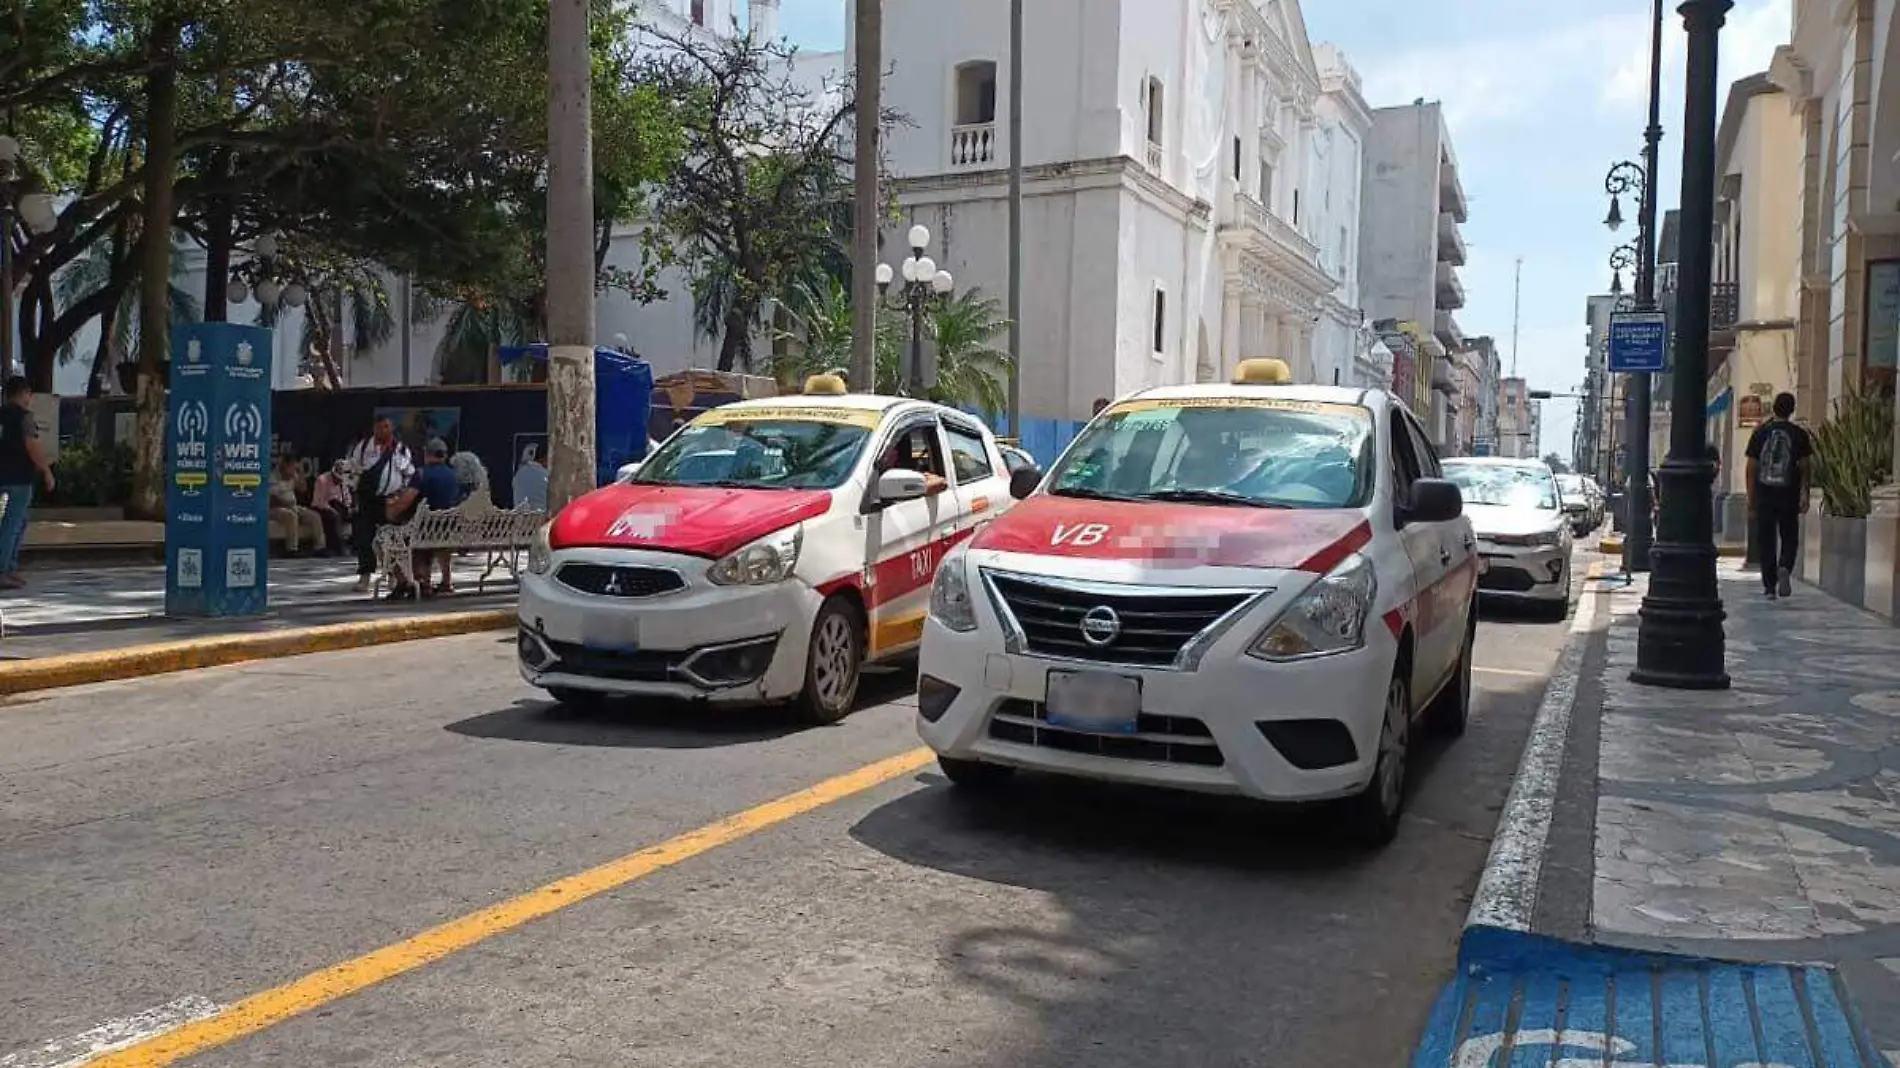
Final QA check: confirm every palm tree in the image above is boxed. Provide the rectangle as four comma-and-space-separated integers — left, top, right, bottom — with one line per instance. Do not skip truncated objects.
419, 295, 537, 385
55, 235, 201, 395
918, 288, 1011, 417
778, 280, 1012, 418
254, 268, 397, 388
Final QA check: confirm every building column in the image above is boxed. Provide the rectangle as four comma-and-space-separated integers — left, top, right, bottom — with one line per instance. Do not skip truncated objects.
1241, 297, 1266, 360
1220, 287, 1242, 376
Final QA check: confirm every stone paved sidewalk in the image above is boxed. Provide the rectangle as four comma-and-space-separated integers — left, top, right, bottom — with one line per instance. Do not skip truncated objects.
1591, 563, 1900, 1058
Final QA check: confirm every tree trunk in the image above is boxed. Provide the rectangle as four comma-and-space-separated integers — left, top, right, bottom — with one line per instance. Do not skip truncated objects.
90, 218, 130, 398
850, 0, 881, 389
717, 304, 753, 372
202, 149, 232, 322
546, 0, 597, 512
128, 12, 180, 522
22, 274, 55, 392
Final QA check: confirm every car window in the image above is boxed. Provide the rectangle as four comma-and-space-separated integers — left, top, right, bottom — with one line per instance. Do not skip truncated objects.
1047, 397, 1375, 509
634, 410, 875, 489
1000, 446, 1037, 473
1403, 417, 1442, 478
1389, 411, 1423, 490
943, 421, 995, 484
1442, 463, 1561, 510
875, 418, 948, 479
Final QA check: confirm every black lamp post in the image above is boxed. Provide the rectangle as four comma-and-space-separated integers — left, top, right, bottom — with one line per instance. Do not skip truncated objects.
876, 223, 955, 394
1633, 0, 1732, 690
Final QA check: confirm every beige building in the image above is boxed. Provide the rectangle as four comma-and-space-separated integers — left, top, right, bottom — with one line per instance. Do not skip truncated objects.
1705, 74, 1804, 542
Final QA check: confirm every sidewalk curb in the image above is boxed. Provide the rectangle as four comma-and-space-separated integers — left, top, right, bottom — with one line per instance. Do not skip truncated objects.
0, 609, 516, 698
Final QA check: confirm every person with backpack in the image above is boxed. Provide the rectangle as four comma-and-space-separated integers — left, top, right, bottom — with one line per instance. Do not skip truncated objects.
1745, 392, 1813, 599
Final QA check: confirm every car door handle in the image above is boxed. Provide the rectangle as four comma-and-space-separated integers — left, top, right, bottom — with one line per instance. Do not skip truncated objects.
1439, 549, 1453, 566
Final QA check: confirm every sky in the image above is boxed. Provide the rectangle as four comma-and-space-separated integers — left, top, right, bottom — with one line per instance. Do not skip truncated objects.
769, 0, 1793, 463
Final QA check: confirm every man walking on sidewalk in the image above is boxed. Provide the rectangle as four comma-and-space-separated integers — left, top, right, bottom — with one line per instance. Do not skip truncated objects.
0, 376, 55, 589
1745, 391, 1813, 599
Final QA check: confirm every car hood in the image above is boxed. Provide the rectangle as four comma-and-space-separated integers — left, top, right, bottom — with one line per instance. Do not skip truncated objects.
1464, 502, 1565, 539
549, 482, 833, 559
970, 494, 1371, 574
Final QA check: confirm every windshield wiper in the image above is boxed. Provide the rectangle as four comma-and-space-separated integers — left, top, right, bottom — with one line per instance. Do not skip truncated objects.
1135, 489, 1288, 508
1050, 486, 1140, 502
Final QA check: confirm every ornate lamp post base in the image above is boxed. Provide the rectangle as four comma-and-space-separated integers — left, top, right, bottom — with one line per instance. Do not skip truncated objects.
1631, 541, 1730, 690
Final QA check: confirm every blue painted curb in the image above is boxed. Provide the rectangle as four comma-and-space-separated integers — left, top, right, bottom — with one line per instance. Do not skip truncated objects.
1411, 927, 1885, 1067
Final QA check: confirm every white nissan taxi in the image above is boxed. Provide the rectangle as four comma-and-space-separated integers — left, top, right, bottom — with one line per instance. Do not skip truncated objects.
916, 360, 1478, 842
518, 375, 1017, 722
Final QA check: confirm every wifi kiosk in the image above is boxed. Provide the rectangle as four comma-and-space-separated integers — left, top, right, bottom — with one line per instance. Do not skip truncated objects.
166, 322, 273, 618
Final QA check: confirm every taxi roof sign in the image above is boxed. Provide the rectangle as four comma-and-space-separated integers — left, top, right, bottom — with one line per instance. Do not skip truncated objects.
1233, 358, 1292, 385
803, 373, 848, 395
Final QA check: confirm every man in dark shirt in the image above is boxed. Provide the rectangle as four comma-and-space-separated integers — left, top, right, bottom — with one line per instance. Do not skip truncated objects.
0, 376, 55, 589
1745, 392, 1814, 599
408, 438, 462, 595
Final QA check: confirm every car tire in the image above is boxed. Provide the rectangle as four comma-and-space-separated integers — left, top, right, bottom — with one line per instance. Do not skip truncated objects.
1427, 610, 1475, 738
796, 596, 864, 725
938, 755, 1015, 790
1342, 670, 1410, 847
1542, 563, 1573, 622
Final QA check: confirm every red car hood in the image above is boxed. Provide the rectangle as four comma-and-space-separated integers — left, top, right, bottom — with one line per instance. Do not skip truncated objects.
550, 483, 832, 559
971, 494, 1371, 574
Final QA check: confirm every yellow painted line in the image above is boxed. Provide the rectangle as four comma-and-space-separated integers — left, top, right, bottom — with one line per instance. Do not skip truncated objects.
1475, 665, 1546, 679
0, 610, 516, 699
82, 746, 935, 1067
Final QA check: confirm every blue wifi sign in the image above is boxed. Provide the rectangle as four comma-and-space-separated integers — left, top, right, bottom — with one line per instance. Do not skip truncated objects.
166, 322, 273, 618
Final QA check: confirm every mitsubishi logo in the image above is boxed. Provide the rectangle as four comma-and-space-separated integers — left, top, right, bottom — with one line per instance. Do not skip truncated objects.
603, 570, 625, 596
1079, 605, 1121, 647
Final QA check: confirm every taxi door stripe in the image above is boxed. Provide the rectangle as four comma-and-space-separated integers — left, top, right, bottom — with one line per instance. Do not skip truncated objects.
1295, 520, 1373, 575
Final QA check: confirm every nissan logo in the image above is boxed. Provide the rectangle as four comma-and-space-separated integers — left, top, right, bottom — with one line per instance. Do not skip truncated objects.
1079, 605, 1121, 647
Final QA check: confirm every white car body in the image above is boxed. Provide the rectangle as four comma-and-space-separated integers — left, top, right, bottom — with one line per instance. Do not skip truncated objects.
518, 392, 1017, 715
915, 380, 1478, 826
1445, 458, 1574, 611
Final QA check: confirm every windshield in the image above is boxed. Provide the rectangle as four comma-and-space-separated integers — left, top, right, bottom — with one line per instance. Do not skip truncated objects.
1555, 474, 1586, 496
632, 408, 874, 490
1443, 462, 1560, 510
1045, 397, 1375, 509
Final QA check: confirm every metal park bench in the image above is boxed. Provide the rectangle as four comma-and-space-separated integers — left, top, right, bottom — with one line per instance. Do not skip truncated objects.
370, 486, 543, 596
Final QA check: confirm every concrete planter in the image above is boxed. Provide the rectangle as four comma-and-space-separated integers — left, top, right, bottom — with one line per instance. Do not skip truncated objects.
1818, 513, 1868, 606
1801, 505, 1824, 584
1864, 489, 1900, 621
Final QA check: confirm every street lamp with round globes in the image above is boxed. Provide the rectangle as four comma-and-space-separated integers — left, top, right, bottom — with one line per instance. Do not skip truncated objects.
879, 224, 955, 392
0, 134, 61, 376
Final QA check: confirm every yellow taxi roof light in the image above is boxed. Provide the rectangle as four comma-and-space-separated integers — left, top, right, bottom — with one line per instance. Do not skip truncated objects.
803, 373, 848, 395
1233, 358, 1293, 385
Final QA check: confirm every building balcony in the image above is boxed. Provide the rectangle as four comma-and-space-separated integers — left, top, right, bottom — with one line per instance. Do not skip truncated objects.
1440, 159, 1469, 223
1435, 261, 1465, 310
1431, 356, 1456, 395
1437, 212, 1467, 265
1710, 281, 1739, 332
1145, 140, 1163, 174
950, 123, 997, 169
1434, 309, 1463, 350
1230, 192, 1321, 264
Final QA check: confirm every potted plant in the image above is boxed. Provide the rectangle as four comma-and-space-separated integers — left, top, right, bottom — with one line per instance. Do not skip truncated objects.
1811, 385, 1893, 605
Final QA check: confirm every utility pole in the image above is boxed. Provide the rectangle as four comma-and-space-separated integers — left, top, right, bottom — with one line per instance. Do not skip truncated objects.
1509, 257, 1521, 378
849, 0, 882, 391
545, 0, 596, 512
1006, 0, 1023, 434
1633, 0, 1732, 690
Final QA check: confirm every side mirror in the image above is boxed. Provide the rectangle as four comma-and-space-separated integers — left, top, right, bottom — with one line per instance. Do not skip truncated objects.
1008, 466, 1042, 501
1405, 478, 1463, 524
874, 468, 928, 505
617, 461, 642, 482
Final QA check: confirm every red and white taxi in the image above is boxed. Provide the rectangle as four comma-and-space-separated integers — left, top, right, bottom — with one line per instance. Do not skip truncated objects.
916, 360, 1479, 842
518, 376, 1017, 722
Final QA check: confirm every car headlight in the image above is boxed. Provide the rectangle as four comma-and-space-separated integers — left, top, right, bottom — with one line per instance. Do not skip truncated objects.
527, 522, 553, 575
707, 525, 803, 586
1526, 527, 1566, 547
1249, 552, 1376, 661
927, 550, 978, 632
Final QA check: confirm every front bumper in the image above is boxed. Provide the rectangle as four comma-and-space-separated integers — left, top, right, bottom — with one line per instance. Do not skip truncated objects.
916, 567, 1397, 803
516, 548, 823, 703
1475, 541, 1568, 601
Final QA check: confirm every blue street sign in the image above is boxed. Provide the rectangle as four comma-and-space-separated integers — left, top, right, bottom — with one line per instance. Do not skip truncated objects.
166, 322, 273, 618
1607, 311, 1668, 373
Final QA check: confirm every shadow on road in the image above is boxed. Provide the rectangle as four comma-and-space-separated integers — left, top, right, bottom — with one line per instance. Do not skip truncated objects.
443, 663, 919, 750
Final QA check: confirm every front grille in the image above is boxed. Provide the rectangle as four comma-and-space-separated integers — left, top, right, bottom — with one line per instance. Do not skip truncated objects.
985, 572, 1251, 667
986, 698, 1224, 767
1479, 566, 1536, 592
556, 563, 686, 598
541, 637, 677, 682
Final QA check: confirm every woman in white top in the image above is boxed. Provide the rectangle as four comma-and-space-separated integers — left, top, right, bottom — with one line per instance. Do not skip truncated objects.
344, 416, 416, 592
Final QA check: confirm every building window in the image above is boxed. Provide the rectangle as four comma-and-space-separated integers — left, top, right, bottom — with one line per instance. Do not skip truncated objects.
1152, 287, 1167, 356
1145, 77, 1164, 147
1233, 136, 1242, 181
1260, 163, 1273, 206
690, 0, 705, 25
1292, 189, 1300, 225
955, 61, 997, 125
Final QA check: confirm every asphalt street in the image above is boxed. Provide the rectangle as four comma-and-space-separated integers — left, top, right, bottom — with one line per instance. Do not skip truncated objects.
0, 578, 1582, 1067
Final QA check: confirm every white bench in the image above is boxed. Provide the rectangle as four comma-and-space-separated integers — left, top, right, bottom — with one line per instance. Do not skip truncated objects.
371, 487, 543, 595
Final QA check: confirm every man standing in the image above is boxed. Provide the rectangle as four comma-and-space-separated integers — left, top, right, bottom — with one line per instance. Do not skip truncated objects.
1745, 392, 1814, 599
0, 377, 55, 589
345, 416, 415, 593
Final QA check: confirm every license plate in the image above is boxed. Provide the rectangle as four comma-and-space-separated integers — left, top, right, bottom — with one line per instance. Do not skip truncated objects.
582, 614, 641, 653
1044, 670, 1141, 735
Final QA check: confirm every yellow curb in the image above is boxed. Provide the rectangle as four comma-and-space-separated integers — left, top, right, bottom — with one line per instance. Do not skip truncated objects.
1598, 537, 1745, 558
0, 609, 516, 698
1600, 536, 1624, 554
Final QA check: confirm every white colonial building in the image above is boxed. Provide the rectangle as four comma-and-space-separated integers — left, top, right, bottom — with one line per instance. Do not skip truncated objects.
868, 0, 1369, 420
